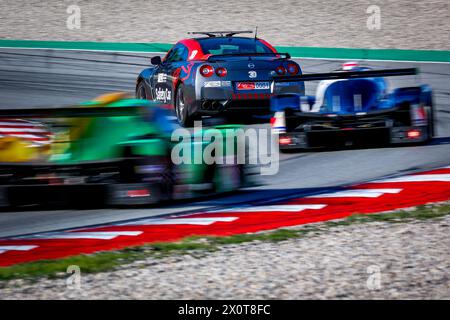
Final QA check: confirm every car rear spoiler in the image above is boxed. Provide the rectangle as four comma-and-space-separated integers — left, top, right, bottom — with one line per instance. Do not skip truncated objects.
273, 68, 418, 83
207, 52, 291, 61
284, 106, 407, 120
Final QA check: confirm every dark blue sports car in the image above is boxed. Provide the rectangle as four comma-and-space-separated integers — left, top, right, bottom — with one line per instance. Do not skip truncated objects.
270, 63, 435, 150
136, 31, 304, 126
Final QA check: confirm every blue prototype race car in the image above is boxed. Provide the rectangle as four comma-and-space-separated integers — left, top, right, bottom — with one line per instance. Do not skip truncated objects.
136, 31, 305, 126
270, 63, 435, 150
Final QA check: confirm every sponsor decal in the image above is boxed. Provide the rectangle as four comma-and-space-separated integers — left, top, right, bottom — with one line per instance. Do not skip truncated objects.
238, 82, 255, 90
237, 82, 270, 90
255, 82, 270, 89
157, 73, 167, 83
188, 50, 198, 60
155, 87, 172, 103
181, 63, 194, 81
204, 81, 232, 88
204, 81, 222, 88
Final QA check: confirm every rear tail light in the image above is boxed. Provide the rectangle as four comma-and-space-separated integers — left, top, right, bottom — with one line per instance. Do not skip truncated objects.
200, 65, 214, 77
407, 129, 421, 139
215, 67, 227, 77
127, 189, 150, 198
287, 63, 300, 75
279, 136, 292, 145
275, 66, 286, 75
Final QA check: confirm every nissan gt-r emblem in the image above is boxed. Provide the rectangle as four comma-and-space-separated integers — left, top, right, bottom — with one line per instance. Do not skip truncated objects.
248, 63, 255, 69
248, 71, 257, 78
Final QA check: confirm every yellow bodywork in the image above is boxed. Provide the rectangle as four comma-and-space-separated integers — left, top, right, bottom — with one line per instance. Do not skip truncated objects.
0, 92, 132, 163
0, 137, 50, 162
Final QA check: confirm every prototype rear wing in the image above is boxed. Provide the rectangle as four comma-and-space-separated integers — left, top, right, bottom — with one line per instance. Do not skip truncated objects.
273, 68, 418, 83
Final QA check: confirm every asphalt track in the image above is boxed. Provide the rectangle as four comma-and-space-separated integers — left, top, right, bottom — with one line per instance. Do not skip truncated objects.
0, 48, 449, 238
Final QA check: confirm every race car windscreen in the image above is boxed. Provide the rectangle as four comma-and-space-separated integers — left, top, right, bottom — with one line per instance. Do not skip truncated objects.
197, 37, 274, 55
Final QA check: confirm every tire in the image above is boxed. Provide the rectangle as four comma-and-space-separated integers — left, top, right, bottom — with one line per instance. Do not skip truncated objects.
136, 80, 148, 100
175, 84, 194, 127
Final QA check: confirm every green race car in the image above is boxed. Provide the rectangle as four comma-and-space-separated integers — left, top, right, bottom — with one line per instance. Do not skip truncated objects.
0, 93, 248, 207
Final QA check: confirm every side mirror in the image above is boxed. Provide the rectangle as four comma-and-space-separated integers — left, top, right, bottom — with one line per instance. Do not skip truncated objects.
151, 56, 162, 65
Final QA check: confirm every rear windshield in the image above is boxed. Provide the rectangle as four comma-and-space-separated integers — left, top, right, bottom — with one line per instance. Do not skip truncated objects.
197, 37, 274, 55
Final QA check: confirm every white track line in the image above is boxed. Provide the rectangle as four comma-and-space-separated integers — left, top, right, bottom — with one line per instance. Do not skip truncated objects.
211, 204, 327, 213
16, 231, 142, 240
374, 174, 450, 183
307, 188, 402, 198
119, 217, 238, 226
0, 245, 38, 254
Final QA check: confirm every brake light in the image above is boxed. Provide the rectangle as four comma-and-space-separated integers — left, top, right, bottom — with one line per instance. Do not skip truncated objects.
200, 65, 214, 77
287, 63, 299, 75
215, 67, 227, 77
279, 136, 292, 145
127, 189, 150, 197
407, 129, 421, 139
275, 66, 286, 75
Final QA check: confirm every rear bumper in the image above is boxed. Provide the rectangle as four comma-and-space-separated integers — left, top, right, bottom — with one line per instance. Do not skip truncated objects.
0, 182, 162, 207
0, 158, 167, 207
193, 81, 304, 115
278, 126, 429, 150
195, 97, 273, 115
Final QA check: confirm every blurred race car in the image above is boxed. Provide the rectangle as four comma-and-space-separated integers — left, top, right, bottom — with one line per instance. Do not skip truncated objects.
0, 93, 248, 208
136, 31, 304, 126
270, 63, 435, 150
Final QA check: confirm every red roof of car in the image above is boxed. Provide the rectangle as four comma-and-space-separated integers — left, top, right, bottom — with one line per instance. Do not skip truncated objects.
176, 37, 278, 61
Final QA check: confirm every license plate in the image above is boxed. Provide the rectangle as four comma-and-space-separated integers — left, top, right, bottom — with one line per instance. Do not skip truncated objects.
237, 82, 270, 90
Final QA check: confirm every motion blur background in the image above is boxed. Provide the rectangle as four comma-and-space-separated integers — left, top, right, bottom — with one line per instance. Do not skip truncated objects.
0, 0, 449, 49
